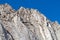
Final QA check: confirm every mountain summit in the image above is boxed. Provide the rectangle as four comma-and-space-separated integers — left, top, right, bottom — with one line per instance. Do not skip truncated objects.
0, 4, 60, 40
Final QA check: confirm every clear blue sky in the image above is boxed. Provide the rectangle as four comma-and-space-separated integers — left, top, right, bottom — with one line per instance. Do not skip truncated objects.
0, 0, 60, 23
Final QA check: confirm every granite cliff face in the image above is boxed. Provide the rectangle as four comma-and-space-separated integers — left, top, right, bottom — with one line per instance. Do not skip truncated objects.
0, 4, 60, 40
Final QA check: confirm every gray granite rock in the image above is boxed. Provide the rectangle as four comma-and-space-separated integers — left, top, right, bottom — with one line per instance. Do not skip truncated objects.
0, 3, 60, 40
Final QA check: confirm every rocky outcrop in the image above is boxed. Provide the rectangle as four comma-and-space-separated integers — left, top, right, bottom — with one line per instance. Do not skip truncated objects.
0, 3, 60, 40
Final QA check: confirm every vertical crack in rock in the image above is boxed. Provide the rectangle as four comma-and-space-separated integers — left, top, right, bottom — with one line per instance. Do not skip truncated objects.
51, 25, 58, 40
1, 23, 8, 40
47, 23, 56, 40
52, 28, 58, 40
1, 23, 14, 40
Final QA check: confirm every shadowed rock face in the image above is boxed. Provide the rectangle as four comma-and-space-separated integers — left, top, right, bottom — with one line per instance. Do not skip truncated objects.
0, 3, 60, 40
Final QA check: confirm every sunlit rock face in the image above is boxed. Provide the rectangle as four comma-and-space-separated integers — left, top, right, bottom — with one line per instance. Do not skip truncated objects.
0, 3, 60, 40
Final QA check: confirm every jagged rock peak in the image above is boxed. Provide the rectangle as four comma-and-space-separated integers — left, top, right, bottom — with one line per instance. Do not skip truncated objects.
0, 4, 60, 40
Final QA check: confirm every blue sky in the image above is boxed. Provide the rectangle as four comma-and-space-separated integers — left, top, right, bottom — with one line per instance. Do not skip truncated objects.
0, 0, 60, 23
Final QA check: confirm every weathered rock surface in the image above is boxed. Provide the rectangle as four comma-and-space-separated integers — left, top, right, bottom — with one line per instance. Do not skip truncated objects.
0, 3, 60, 40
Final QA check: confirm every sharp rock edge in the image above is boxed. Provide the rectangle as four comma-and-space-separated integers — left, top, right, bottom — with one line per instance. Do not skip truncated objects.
0, 3, 60, 40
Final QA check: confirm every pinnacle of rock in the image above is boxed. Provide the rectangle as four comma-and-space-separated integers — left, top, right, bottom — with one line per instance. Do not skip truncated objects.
0, 3, 60, 40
